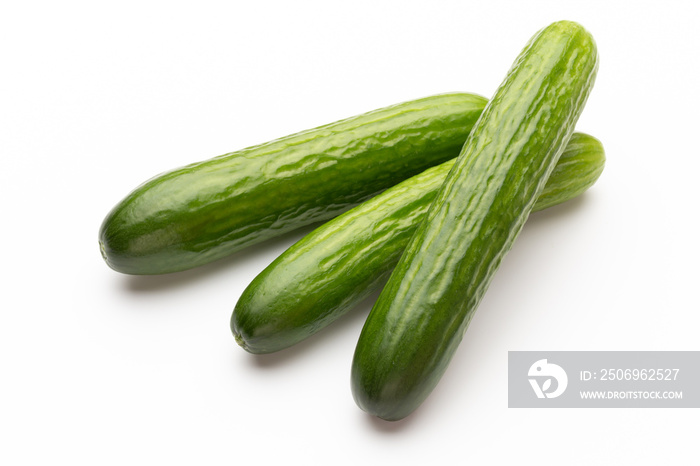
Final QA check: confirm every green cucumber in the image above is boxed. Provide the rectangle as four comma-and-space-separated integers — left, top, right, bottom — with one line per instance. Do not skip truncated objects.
231, 132, 604, 354
351, 21, 599, 421
99, 93, 486, 275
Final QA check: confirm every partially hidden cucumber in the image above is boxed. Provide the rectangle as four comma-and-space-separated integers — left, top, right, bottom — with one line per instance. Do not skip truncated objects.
351, 21, 599, 421
99, 93, 486, 275
231, 133, 604, 354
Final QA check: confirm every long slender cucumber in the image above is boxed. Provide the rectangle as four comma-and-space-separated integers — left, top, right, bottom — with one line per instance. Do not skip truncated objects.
351, 21, 599, 421
231, 133, 604, 354
99, 93, 486, 274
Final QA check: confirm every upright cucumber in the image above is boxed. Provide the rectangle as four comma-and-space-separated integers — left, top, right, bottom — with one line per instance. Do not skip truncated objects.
99, 93, 486, 275
231, 133, 604, 354
351, 21, 599, 421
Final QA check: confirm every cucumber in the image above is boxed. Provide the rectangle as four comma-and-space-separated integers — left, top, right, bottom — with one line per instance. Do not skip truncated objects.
99, 93, 486, 275
351, 21, 599, 421
231, 133, 604, 354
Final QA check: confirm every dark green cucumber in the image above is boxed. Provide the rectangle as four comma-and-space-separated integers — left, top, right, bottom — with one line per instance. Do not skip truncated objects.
351, 21, 599, 421
99, 93, 486, 275
231, 133, 604, 354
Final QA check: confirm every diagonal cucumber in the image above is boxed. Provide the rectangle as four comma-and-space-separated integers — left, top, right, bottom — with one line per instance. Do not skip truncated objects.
351, 20, 599, 421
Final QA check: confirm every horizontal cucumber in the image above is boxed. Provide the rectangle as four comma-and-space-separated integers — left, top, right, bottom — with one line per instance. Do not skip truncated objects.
231, 133, 604, 354
99, 93, 486, 275
351, 21, 599, 421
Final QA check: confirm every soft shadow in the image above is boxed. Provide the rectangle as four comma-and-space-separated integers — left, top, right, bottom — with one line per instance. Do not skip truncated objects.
361, 408, 422, 433
119, 222, 323, 294
528, 193, 591, 225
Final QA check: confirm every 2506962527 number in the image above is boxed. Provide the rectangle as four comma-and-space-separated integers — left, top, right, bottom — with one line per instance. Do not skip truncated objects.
599, 368, 679, 381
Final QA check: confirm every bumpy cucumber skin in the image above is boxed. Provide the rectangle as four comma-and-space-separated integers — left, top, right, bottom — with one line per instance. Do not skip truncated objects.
351, 21, 599, 421
99, 93, 486, 275
231, 133, 604, 354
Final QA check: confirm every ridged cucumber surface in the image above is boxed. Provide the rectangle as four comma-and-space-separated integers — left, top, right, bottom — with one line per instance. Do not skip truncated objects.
351, 21, 599, 421
99, 93, 486, 274
231, 133, 604, 354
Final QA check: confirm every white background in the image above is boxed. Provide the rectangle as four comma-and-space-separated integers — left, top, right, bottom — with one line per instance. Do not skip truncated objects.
2, 1, 698, 464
